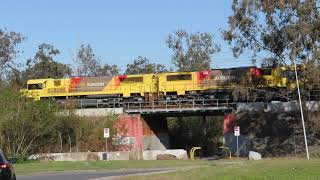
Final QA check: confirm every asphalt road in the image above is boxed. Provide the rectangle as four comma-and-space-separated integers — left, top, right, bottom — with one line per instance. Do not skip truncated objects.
18, 168, 174, 180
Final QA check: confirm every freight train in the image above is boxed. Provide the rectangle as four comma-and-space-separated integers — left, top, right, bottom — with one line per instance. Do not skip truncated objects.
24, 66, 310, 104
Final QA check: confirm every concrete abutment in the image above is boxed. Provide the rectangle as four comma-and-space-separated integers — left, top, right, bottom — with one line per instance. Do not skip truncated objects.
117, 114, 170, 151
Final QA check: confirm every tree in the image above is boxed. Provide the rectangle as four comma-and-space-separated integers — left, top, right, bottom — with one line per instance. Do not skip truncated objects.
223, 0, 320, 155
222, 0, 320, 101
0, 88, 122, 156
7, 68, 24, 89
99, 64, 120, 76
125, 56, 168, 75
223, 0, 320, 68
73, 44, 119, 76
166, 30, 220, 72
73, 44, 100, 76
24, 43, 72, 80
0, 29, 24, 84
0, 88, 58, 156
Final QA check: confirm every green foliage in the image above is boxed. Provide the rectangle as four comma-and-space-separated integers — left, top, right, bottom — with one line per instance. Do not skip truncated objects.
223, 0, 320, 66
0, 29, 25, 72
0, 88, 56, 156
125, 56, 168, 75
73, 44, 119, 76
74, 115, 120, 152
223, 1, 320, 146
0, 89, 120, 157
0, 29, 25, 85
99, 64, 119, 76
166, 30, 220, 72
23, 43, 72, 80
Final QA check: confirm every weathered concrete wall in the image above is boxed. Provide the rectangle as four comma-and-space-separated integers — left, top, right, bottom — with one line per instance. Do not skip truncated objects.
117, 114, 144, 150
236, 101, 319, 113
141, 116, 170, 150
73, 108, 123, 117
31, 151, 130, 161
107, 151, 130, 160
30, 150, 187, 161
142, 149, 188, 160
143, 133, 169, 150
116, 114, 170, 151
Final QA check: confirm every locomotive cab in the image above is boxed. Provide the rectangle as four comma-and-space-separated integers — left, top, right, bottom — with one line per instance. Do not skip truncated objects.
25, 79, 49, 100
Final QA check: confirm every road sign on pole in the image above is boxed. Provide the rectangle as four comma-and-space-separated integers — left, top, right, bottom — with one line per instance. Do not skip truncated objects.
104, 128, 109, 153
234, 126, 240, 158
234, 126, 240, 136
104, 128, 110, 138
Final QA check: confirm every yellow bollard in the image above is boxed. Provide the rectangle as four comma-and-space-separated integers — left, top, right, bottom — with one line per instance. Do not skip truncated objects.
190, 147, 201, 160
219, 146, 232, 159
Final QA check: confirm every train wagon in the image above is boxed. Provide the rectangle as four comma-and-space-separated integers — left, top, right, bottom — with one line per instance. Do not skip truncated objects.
25, 74, 157, 101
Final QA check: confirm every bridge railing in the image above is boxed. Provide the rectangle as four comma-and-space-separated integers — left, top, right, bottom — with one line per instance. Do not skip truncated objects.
122, 99, 234, 112
56, 98, 234, 111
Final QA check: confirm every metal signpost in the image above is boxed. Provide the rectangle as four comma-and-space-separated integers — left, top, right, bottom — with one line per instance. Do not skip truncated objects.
104, 128, 110, 152
234, 126, 240, 159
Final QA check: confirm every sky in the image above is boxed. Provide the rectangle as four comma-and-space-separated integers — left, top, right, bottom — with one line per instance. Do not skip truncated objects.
1, 0, 253, 73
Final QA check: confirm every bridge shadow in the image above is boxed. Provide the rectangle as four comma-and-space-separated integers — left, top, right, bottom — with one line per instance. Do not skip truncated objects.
141, 111, 229, 156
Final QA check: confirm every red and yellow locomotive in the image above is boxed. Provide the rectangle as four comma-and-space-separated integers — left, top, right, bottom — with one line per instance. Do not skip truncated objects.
25, 66, 307, 103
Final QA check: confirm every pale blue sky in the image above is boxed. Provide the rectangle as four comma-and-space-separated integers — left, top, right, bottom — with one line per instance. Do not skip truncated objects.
1, 0, 253, 73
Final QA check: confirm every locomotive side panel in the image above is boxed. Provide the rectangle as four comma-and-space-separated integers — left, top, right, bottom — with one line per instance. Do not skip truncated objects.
117, 74, 157, 98
196, 67, 253, 90
158, 72, 195, 96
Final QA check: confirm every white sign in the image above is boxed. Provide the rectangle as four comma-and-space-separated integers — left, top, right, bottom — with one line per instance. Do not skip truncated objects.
104, 128, 110, 138
234, 126, 240, 136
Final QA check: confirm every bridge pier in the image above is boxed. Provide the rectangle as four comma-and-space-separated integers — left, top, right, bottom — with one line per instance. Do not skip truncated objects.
142, 115, 170, 150
117, 114, 169, 151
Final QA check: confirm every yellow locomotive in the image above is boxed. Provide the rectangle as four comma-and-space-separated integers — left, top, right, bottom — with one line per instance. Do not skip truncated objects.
258, 66, 300, 89
25, 74, 157, 101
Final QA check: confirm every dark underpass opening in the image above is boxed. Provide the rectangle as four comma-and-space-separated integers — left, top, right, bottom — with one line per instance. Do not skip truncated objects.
141, 113, 225, 157
167, 116, 224, 157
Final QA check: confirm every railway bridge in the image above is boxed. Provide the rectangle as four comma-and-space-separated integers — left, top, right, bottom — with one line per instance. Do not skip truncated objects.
66, 99, 318, 156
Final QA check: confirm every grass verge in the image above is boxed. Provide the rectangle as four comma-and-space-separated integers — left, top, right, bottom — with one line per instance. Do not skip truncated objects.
122, 158, 320, 180
14, 160, 208, 174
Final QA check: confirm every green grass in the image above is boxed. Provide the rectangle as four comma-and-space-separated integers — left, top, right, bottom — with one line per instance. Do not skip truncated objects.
122, 158, 320, 180
14, 160, 208, 174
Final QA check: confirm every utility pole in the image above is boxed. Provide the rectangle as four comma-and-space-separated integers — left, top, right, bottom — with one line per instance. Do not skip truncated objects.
293, 59, 310, 160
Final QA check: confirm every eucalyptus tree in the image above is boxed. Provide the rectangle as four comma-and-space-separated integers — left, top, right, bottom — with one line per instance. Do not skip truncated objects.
125, 56, 168, 75
166, 30, 220, 72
